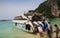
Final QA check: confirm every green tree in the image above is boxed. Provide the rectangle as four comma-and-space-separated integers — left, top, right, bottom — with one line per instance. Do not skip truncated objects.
34, 1, 54, 19
59, 13, 60, 18
57, 0, 60, 10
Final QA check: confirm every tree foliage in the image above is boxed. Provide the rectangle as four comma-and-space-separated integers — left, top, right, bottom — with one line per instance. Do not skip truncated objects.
34, 1, 47, 13
57, 0, 60, 10
34, 0, 60, 19
34, 1, 54, 19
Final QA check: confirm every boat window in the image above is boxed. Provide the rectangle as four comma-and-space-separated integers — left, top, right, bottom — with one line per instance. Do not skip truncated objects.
14, 18, 27, 20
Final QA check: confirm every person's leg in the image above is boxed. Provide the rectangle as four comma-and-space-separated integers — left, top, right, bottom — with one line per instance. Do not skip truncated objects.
48, 33, 52, 38
56, 33, 58, 38
39, 32, 43, 38
33, 26, 37, 34
47, 29, 52, 38
32, 27, 37, 34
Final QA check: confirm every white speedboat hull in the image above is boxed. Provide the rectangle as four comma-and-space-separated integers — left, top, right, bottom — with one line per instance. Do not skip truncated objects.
12, 20, 27, 24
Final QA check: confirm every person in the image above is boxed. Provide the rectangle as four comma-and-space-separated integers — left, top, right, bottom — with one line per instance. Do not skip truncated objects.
54, 24, 59, 38
37, 21, 43, 38
32, 21, 39, 34
25, 20, 31, 31
25, 24, 30, 31
15, 23, 17, 26
42, 19, 48, 32
38, 24, 43, 37
32, 20, 43, 34
47, 22, 53, 38
31, 14, 41, 34
42, 19, 53, 38
48, 22, 53, 35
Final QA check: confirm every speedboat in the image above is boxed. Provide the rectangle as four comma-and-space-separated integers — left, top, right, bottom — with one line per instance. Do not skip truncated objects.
12, 15, 34, 33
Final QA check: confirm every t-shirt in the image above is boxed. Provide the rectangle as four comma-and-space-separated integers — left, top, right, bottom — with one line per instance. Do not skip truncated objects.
43, 22, 48, 31
38, 26, 43, 32
48, 24, 50, 30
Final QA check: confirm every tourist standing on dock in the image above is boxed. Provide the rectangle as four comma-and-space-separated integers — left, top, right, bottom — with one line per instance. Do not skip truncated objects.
54, 24, 59, 38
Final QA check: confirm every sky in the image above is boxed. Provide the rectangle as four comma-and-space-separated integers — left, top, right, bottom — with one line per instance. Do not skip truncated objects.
0, 0, 45, 20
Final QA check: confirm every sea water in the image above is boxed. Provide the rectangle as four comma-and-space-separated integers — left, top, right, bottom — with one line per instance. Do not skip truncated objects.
0, 20, 60, 38
0, 21, 28, 38
50, 19, 60, 26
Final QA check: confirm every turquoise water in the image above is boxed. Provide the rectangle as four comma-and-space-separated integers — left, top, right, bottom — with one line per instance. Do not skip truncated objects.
0, 21, 28, 38
50, 19, 60, 26
0, 20, 60, 38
